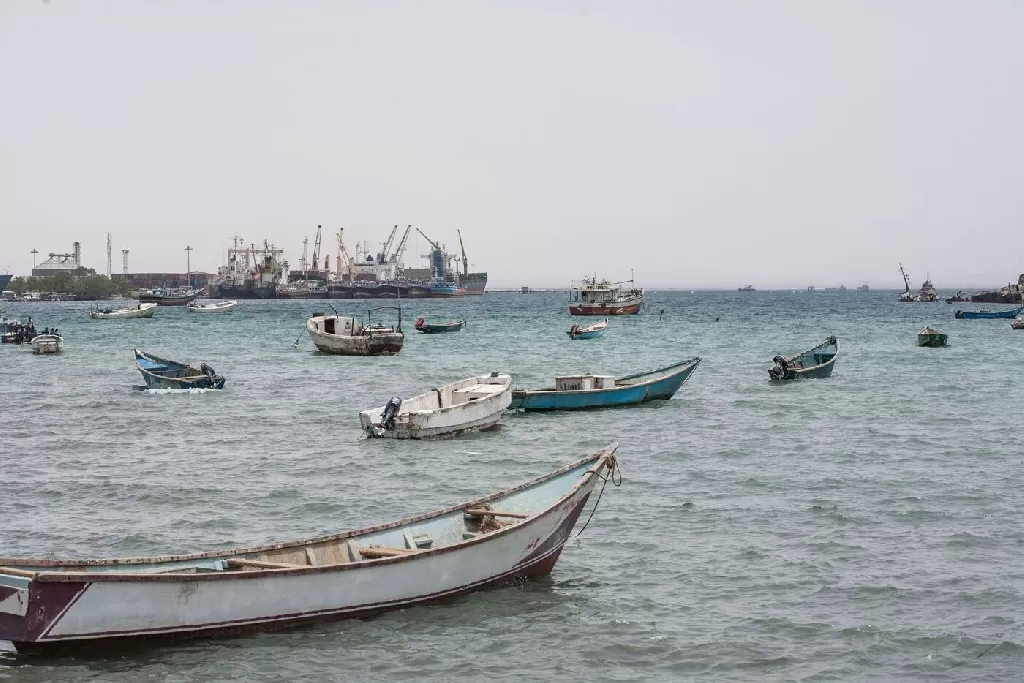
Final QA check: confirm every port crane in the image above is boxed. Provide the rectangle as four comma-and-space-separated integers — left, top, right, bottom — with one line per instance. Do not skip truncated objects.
457, 229, 470, 276
336, 229, 355, 281
391, 225, 411, 265
311, 225, 323, 272
377, 225, 399, 264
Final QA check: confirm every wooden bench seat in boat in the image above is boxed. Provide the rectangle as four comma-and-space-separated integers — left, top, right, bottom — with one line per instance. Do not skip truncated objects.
452, 383, 506, 402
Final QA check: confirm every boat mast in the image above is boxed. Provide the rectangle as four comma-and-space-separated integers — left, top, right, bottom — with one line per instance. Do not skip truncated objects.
898, 262, 911, 293
457, 229, 469, 277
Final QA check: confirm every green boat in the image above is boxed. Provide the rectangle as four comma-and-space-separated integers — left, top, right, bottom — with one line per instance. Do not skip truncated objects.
917, 327, 947, 347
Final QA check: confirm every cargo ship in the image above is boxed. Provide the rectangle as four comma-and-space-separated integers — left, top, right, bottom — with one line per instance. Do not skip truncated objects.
211, 238, 287, 299
569, 275, 643, 315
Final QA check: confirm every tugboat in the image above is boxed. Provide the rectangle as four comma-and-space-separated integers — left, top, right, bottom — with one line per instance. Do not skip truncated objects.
569, 274, 643, 316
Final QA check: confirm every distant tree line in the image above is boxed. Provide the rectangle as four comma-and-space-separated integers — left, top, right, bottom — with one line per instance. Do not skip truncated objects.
7, 267, 132, 298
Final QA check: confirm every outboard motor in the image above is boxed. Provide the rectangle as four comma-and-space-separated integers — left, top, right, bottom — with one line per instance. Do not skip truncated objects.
200, 363, 217, 384
380, 396, 402, 431
768, 355, 792, 381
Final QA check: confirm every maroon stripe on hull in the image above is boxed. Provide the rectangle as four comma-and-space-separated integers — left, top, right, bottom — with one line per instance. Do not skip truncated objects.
12, 499, 591, 656
569, 302, 641, 316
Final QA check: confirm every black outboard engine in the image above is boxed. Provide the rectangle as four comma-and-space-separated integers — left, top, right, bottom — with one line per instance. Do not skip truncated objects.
380, 396, 402, 431
768, 355, 791, 381
200, 363, 217, 384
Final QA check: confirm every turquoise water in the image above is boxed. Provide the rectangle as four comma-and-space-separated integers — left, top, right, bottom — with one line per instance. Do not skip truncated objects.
1, 292, 1022, 681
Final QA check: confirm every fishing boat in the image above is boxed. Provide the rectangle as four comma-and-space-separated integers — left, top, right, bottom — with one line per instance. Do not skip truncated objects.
30, 334, 63, 355
510, 358, 701, 411
954, 306, 1024, 320
737, 285, 756, 292
88, 302, 157, 320
138, 287, 200, 306
945, 291, 971, 303
360, 372, 512, 439
568, 275, 643, 316
306, 308, 404, 356
186, 300, 238, 314
917, 327, 948, 347
1012, 319, 1024, 330
0, 445, 619, 656
768, 336, 839, 380
133, 349, 226, 389
414, 317, 466, 334
567, 319, 607, 340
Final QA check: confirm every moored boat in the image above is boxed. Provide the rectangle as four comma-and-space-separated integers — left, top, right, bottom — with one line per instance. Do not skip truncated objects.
954, 306, 1024, 320
945, 291, 971, 303
414, 317, 466, 333
567, 319, 607, 340
0, 445, 619, 656
306, 308, 404, 356
360, 372, 512, 438
89, 302, 157, 320
569, 275, 643, 316
186, 300, 238, 314
133, 349, 225, 389
769, 336, 839, 380
510, 358, 701, 411
138, 288, 200, 306
917, 327, 948, 347
1012, 318, 1024, 330
31, 334, 64, 355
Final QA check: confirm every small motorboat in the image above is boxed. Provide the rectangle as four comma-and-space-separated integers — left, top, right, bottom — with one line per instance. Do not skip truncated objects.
31, 334, 64, 355
0, 445, 619, 656
89, 302, 157, 319
360, 372, 512, 439
187, 300, 238, 314
954, 306, 1024, 320
769, 336, 839, 381
1011, 319, 1024, 330
567, 319, 607, 340
414, 317, 466, 333
510, 358, 701, 411
133, 349, 225, 389
945, 291, 971, 303
306, 308, 404, 356
917, 327, 948, 347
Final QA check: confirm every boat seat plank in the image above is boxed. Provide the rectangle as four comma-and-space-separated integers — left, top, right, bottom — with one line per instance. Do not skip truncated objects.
345, 540, 363, 562
404, 531, 434, 550
454, 384, 505, 396
464, 508, 529, 519
358, 546, 420, 558
226, 558, 307, 570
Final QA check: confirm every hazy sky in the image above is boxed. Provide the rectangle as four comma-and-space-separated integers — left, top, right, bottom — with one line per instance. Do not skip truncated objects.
2, 1, 1022, 288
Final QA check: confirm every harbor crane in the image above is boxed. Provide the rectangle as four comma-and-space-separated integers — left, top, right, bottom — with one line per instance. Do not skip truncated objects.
457, 229, 470, 276
336, 229, 355, 281
392, 225, 412, 265
311, 225, 323, 272
378, 225, 399, 264
415, 227, 441, 252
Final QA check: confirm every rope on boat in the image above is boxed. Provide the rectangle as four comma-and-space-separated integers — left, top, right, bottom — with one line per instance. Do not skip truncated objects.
575, 456, 622, 538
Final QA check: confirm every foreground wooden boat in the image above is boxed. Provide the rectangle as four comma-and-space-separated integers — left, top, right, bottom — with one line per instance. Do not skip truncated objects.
133, 349, 226, 389
0, 445, 620, 655
186, 300, 238, 314
414, 317, 466, 333
954, 306, 1024, 320
307, 308, 404, 356
89, 302, 157, 320
769, 336, 838, 380
917, 327, 948, 347
360, 373, 512, 439
1011, 319, 1024, 330
567, 319, 607, 340
510, 358, 700, 411
30, 334, 63, 355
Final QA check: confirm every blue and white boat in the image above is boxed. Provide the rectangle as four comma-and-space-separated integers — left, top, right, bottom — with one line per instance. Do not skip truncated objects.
954, 306, 1024, 320
567, 319, 607, 340
510, 358, 701, 411
133, 349, 226, 390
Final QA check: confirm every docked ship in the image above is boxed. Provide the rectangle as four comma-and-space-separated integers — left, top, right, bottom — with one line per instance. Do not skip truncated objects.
738, 284, 755, 292
971, 274, 1024, 304
212, 238, 287, 299
897, 263, 938, 302
569, 275, 644, 315
456, 230, 487, 295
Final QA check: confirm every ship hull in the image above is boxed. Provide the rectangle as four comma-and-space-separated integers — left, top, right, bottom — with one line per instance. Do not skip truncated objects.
217, 283, 278, 300
569, 298, 643, 316
462, 273, 487, 295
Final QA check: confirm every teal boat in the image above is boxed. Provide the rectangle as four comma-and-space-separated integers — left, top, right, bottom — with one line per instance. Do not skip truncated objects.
134, 349, 226, 390
509, 358, 701, 411
954, 306, 1024, 320
769, 336, 838, 381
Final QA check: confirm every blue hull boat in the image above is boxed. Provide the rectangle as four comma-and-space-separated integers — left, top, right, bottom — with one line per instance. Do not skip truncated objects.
769, 336, 838, 381
510, 358, 701, 411
567, 319, 607, 340
134, 349, 226, 390
954, 306, 1024, 320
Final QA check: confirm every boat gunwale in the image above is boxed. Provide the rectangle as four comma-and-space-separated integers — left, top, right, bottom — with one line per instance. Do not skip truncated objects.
362, 374, 512, 423
512, 358, 700, 396
0, 445, 618, 580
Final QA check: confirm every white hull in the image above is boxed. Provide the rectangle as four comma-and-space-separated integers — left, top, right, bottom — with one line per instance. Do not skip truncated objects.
31, 335, 64, 354
360, 374, 513, 439
307, 315, 404, 356
89, 303, 157, 319
187, 301, 238, 314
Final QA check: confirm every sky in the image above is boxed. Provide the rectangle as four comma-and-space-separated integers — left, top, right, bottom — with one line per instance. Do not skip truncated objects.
1, 1, 1022, 289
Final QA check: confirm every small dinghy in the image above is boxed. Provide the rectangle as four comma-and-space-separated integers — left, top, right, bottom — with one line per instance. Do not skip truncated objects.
0, 445, 619, 656
133, 349, 226, 389
1011, 319, 1024, 330
89, 302, 157, 319
187, 300, 238, 314
307, 308, 404, 356
31, 334, 64, 355
414, 317, 466, 333
769, 336, 838, 381
510, 358, 701, 411
361, 372, 512, 439
917, 327, 948, 347
567, 319, 607, 340
954, 306, 1024, 320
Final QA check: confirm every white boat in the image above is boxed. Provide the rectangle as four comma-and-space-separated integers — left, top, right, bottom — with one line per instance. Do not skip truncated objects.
187, 300, 238, 314
306, 309, 405, 356
360, 373, 513, 439
88, 302, 157, 320
0, 445, 619, 655
31, 334, 64, 355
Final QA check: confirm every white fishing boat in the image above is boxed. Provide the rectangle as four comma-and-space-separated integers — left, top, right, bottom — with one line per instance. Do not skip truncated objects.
30, 334, 64, 355
0, 445, 619, 656
360, 373, 513, 439
186, 300, 238, 314
88, 302, 157, 320
306, 308, 404, 356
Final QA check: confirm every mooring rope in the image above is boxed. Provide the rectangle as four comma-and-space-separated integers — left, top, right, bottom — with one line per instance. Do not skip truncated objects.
575, 456, 622, 537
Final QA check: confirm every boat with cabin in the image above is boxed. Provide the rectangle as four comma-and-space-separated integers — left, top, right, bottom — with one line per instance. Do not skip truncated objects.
738, 285, 755, 292
186, 300, 238, 314
568, 275, 643, 316
768, 336, 839, 380
31, 334, 64, 355
954, 306, 1024, 320
567, 319, 607, 340
414, 317, 466, 333
0, 446, 619, 656
360, 372, 512, 439
917, 327, 948, 347
138, 287, 200, 306
306, 308, 405, 356
510, 358, 701, 411
89, 302, 157, 320
133, 349, 225, 389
